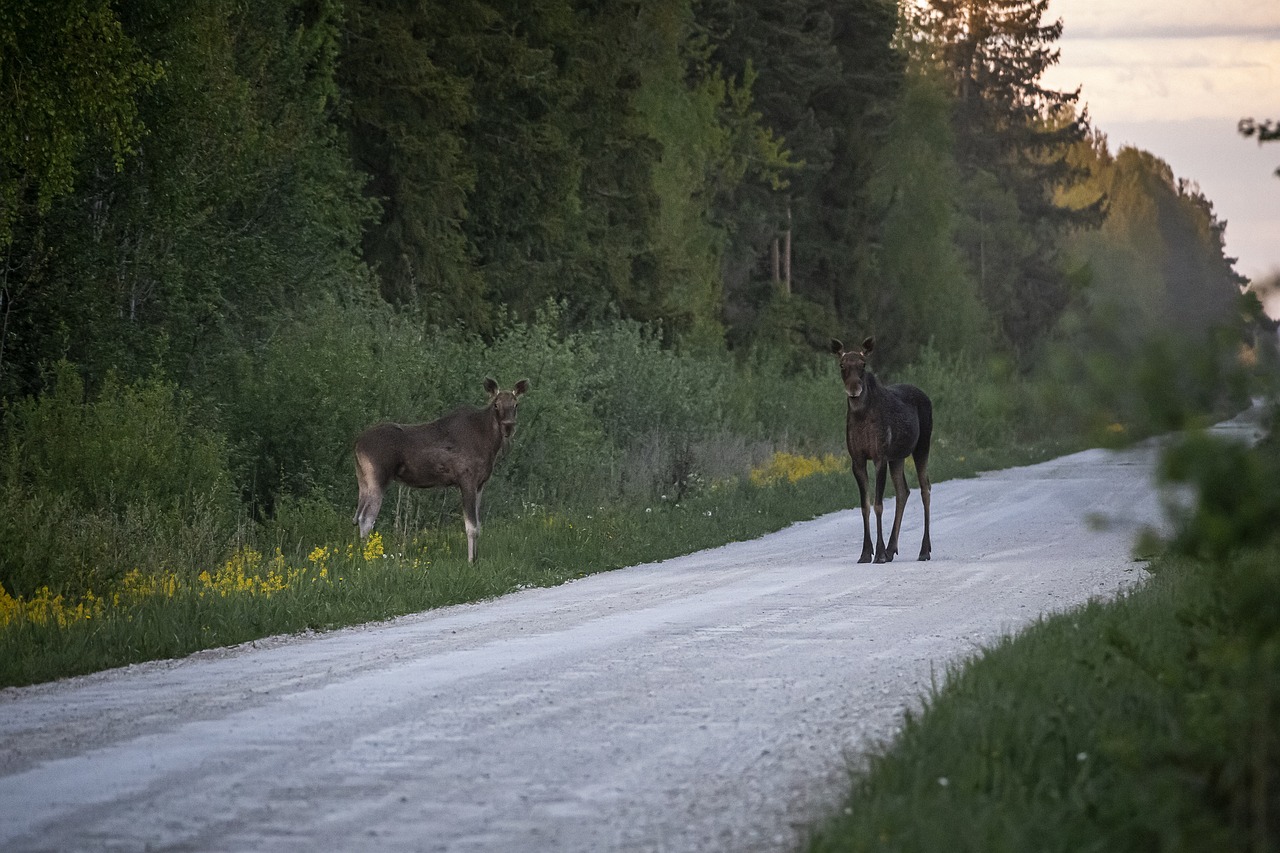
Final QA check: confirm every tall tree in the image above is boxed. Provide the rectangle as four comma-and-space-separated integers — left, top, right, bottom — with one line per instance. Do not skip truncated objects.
1, 0, 373, 399
340, 0, 789, 342
339, 0, 485, 322
865, 66, 991, 364
700, 0, 904, 350
0, 0, 159, 242
1062, 138, 1244, 339
0, 0, 160, 393
913, 0, 1101, 358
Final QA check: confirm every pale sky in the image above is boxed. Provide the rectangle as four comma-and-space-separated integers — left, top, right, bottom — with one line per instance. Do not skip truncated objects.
1042, 0, 1280, 307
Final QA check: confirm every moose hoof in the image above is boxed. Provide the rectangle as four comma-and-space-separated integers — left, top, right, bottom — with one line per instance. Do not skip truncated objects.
858, 553, 873, 564
918, 553, 931, 561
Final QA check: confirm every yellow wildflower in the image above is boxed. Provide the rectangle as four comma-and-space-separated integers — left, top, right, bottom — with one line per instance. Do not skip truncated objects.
362, 531, 385, 562
749, 451, 844, 487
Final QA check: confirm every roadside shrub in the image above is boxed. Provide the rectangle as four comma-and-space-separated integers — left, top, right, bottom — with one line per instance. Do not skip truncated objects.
1037, 324, 1254, 446
1161, 427, 1280, 561
1103, 422, 1280, 849
218, 303, 474, 516
0, 363, 238, 596
727, 344, 841, 451
482, 310, 615, 510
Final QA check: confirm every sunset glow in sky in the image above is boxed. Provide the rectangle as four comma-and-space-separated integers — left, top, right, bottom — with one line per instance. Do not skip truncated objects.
1042, 0, 1280, 297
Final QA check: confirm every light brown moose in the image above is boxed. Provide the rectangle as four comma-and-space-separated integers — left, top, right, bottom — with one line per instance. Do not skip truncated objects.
353, 378, 530, 562
831, 337, 932, 563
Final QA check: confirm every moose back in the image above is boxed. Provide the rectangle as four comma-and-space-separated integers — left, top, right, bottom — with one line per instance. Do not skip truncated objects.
353, 378, 529, 562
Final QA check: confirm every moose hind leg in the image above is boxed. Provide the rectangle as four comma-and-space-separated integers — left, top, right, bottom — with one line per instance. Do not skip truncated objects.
916, 452, 932, 561
353, 454, 387, 538
886, 459, 910, 562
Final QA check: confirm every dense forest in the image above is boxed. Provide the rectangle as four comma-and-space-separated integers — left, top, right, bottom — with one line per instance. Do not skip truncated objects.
0, 0, 1263, 595
2, 0, 1252, 381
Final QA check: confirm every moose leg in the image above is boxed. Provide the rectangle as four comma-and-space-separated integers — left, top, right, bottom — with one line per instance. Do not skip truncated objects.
460, 483, 481, 564
915, 451, 932, 561
873, 460, 890, 563
851, 461, 874, 563
886, 458, 911, 562
353, 453, 388, 538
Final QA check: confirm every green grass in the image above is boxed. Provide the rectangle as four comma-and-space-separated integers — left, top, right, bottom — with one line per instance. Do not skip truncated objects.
0, 475, 840, 687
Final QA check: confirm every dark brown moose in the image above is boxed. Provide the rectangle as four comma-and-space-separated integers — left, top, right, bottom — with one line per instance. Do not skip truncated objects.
830, 337, 932, 563
353, 378, 530, 563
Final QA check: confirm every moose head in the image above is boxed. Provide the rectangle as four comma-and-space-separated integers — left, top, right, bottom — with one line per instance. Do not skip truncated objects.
830, 337, 875, 401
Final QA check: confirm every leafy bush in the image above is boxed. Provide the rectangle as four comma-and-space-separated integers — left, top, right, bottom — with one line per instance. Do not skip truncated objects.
0, 363, 238, 595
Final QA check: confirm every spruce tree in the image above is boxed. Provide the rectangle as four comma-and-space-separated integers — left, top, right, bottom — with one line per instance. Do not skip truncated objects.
914, 0, 1101, 358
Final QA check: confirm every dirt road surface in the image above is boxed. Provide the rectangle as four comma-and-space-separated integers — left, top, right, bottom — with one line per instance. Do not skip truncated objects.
4, 417, 1257, 853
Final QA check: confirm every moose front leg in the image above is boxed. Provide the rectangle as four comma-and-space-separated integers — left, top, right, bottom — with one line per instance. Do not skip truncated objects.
872, 460, 890, 563
851, 462, 874, 563
460, 483, 482, 563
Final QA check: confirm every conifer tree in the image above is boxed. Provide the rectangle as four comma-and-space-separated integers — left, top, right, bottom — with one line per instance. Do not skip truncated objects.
701, 0, 904, 349
914, 0, 1101, 358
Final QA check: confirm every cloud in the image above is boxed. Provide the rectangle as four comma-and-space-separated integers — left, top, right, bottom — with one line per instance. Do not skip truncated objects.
1064, 25, 1280, 41
1047, 0, 1280, 40
1043, 36, 1280, 122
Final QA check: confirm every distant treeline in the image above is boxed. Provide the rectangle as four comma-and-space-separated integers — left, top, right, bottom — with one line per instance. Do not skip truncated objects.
0, 0, 1255, 403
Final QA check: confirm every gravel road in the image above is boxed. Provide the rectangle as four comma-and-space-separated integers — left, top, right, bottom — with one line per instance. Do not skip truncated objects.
6, 419, 1256, 853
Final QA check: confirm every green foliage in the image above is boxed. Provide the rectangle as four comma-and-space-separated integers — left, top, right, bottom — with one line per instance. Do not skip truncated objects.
1161, 415, 1280, 562
0, 362, 237, 596
0, 0, 161, 240
701, 0, 906, 346
336, 0, 793, 343
1, 0, 374, 400
866, 68, 991, 365
1037, 318, 1253, 448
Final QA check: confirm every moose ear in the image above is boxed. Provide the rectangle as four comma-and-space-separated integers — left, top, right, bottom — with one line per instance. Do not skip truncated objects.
861, 337, 875, 355
483, 377, 499, 396
513, 379, 530, 397
829, 339, 845, 356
